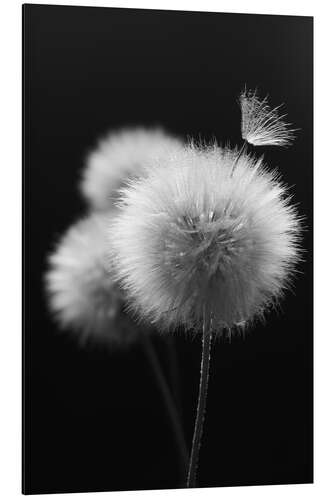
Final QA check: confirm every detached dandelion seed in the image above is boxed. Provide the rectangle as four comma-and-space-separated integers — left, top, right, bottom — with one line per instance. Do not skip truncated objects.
240, 88, 297, 147
45, 212, 138, 347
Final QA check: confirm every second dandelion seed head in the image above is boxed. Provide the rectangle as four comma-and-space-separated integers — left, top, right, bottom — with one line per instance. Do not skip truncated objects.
110, 144, 301, 334
45, 212, 139, 347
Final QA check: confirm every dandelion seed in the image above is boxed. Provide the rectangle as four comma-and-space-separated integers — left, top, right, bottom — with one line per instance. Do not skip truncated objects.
110, 144, 301, 334
80, 127, 184, 210
45, 213, 138, 347
240, 88, 296, 147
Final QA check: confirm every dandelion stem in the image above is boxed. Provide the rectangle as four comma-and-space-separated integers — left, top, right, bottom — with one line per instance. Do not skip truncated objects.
165, 336, 183, 419
231, 140, 246, 177
142, 335, 189, 485
186, 310, 212, 488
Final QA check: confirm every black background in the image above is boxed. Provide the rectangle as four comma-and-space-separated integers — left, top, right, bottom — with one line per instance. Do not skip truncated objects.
23, 4, 313, 495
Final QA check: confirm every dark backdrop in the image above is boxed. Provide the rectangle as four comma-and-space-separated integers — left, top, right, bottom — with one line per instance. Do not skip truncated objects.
23, 4, 313, 495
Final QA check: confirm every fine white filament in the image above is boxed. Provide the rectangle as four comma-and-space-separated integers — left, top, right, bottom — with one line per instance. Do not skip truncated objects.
240, 89, 296, 147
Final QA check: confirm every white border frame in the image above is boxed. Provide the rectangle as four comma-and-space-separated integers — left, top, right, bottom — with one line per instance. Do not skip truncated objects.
1, 1, 331, 499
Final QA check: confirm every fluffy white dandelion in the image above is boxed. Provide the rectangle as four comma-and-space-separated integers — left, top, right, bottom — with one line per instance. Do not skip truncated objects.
45, 213, 138, 346
239, 88, 296, 147
110, 144, 301, 334
80, 127, 184, 210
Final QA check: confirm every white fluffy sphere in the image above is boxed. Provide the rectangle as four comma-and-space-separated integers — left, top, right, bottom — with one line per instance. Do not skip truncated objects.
45, 213, 138, 346
110, 144, 301, 334
80, 127, 184, 210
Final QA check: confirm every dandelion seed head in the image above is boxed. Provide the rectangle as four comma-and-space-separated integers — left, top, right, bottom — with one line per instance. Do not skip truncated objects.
80, 127, 184, 210
240, 88, 296, 147
45, 213, 138, 347
110, 144, 301, 334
